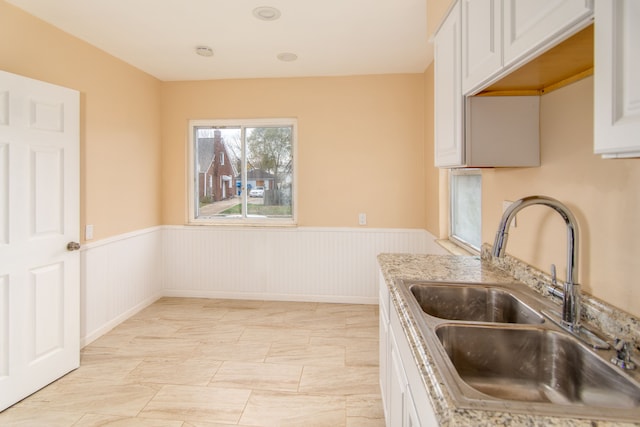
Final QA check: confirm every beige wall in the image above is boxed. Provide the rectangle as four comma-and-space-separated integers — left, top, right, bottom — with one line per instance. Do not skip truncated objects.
0, 0, 162, 242
480, 76, 640, 318
161, 75, 427, 228
427, 0, 453, 39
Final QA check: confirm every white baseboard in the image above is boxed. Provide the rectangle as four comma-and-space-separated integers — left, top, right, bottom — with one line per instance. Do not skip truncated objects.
161, 289, 378, 305
81, 293, 162, 347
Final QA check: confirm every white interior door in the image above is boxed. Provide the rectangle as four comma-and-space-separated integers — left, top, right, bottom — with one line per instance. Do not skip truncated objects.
0, 70, 80, 411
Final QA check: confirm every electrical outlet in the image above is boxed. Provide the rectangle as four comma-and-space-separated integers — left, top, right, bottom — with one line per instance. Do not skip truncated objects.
502, 201, 517, 228
85, 224, 94, 240
358, 213, 367, 226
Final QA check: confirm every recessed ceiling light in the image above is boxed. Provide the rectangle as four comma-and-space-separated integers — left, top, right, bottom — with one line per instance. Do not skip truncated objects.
277, 52, 298, 62
195, 46, 214, 57
253, 6, 281, 21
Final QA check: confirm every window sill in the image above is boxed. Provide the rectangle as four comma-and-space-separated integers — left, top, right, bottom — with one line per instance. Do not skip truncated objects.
187, 219, 297, 228
436, 239, 477, 256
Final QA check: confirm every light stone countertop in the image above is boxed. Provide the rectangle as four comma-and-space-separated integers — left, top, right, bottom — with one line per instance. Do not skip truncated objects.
377, 252, 640, 427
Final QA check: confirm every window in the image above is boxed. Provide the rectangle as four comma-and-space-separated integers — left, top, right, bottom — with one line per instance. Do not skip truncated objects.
450, 169, 481, 251
189, 119, 296, 224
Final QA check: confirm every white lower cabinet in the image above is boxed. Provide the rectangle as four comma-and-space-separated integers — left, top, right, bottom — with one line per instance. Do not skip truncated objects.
379, 276, 391, 419
380, 276, 438, 427
389, 333, 407, 426
404, 385, 424, 427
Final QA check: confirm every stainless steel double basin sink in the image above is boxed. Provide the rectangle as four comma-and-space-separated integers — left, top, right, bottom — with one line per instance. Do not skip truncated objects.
397, 280, 640, 422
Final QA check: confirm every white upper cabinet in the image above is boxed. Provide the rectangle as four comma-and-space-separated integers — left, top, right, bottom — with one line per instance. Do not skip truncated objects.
434, 1, 463, 167
435, 0, 595, 168
461, 0, 503, 94
435, 1, 539, 168
503, 0, 594, 68
594, 0, 640, 158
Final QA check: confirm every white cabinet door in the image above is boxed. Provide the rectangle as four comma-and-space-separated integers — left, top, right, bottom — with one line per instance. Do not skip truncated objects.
379, 313, 390, 423
0, 70, 80, 411
389, 333, 407, 427
404, 385, 423, 427
461, 0, 502, 94
434, 2, 463, 167
379, 288, 390, 423
594, 0, 640, 158
503, 0, 593, 67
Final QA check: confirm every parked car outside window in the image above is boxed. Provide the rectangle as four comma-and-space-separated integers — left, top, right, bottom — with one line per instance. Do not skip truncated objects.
249, 186, 264, 197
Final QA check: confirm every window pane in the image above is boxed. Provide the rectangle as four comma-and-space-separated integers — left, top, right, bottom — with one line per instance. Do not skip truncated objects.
451, 171, 481, 249
191, 120, 295, 224
245, 126, 293, 219
195, 127, 242, 219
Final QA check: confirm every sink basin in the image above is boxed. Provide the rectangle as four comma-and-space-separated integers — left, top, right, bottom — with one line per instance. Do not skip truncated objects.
394, 279, 640, 421
409, 283, 544, 324
435, 324, 640, 409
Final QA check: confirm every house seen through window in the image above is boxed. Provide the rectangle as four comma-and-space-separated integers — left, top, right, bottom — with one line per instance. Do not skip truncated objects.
190, 119, 295, 224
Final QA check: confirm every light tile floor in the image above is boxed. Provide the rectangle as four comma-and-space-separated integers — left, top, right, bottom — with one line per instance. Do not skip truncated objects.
1, 298, 385, 426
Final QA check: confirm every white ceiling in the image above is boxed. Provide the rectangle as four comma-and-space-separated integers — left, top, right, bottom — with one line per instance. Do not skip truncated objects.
7, 0, 431, 82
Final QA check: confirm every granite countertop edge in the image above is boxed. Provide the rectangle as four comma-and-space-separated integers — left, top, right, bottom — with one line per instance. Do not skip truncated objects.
377, 252, 640, 427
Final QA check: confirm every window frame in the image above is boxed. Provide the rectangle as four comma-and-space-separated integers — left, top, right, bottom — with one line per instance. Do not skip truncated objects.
188, 118, 298, 226
449, 168, 482, 253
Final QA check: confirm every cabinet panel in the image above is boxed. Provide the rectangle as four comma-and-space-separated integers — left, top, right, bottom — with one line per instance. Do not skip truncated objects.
405, 385, 423, 427
594, 0, 640, 158
379, 290, 390, 423
390, 304, 439, 427
503, 0, 593, 67
380, 271, 439, 427
389, 332, 406, 427
465, 96, 540, 167
434, 2, 463, 167
461, 0, 502, 94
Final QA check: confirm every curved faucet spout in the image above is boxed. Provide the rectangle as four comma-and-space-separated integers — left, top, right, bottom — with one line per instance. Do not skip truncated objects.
492, 195, 580, 329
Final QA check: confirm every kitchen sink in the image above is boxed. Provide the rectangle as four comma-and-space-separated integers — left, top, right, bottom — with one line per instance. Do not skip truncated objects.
395, 279, 640, 422
436, 324, 640, 409
409, 283, 544, 324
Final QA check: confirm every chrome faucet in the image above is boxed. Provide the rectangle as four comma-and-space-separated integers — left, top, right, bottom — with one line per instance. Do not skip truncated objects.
492, 196, 581, 330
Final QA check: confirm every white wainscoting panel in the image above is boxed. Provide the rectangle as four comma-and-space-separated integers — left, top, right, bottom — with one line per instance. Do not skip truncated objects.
80, 227, 162, 346
162, 227, 447, 304
80, 226, 446, 346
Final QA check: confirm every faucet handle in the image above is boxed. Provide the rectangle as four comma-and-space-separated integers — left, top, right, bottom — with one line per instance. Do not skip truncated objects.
611, 339, 636, 370
547, 264, 563, 299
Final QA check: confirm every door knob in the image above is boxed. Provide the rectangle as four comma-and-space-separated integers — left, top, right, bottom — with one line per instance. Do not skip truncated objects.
66, 242, 81, 251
